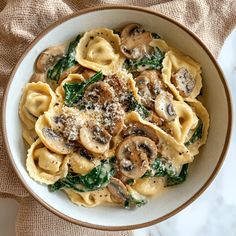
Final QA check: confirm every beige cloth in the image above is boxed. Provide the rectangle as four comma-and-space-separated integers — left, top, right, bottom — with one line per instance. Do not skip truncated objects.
0, 0, 236, 235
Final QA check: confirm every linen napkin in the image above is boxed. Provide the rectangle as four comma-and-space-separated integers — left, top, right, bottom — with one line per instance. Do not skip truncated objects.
0, 0, 236, 235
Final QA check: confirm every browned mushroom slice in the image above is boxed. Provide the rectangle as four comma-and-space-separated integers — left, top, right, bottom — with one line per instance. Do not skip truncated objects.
36, 46, 65, 73
104, 74, 127, 97
41, 127, 74, 154
116, 136, 157, 179
80, 68, 97, 80
135, 70, 163, 108
123, 122, 159, 143
58, 64, 81, 84
83, 81, 114, 105
154, 92, 177, 122
171, 67, 195, 97
102, 102, 125, 136
107, 177, 130, 204
30, 73, 46, 83
79, 124, 112, 154
120, 23, 153, 59
149, 112, 164, 126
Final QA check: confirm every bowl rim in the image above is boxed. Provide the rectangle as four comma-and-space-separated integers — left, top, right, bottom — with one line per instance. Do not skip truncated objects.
1, 4, 233, 231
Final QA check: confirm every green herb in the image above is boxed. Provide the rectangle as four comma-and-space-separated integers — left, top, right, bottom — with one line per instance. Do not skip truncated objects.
49, 159, 115, 192
126, 179, 134, 185
151, 32, 160, 39
185, 119, 203, 146
47, 34, 81, 82
124, 189, 147, 208
124, 47, 164, 72
166, 164, 189, 186
63, 71, 103, 106
126, 93, 150, 118
142, 156, 176, 178
142, 156, 189, 186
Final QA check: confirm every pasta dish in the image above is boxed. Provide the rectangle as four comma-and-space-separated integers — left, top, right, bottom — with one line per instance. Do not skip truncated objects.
19, 24, 209, 208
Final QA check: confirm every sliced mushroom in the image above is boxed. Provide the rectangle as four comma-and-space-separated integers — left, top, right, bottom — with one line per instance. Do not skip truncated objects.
120, 23, 153, 59
79, 123, 112, 154
116, 136, 157, 179
107, 177, 130, 203
104, 74, 127, 97
36, 46, 65, 73
123, 122, 159, 143
41, 127, 74, 154
149, 112, 164, 126
30, 73, 46, 83
154, 92, 177, 122
80, 68, 97, 80
135, 70, 163, 108
171, 67, 195, 97
102, 102, 125, 136
58, 64, 81, 84
83, 81, 114, 105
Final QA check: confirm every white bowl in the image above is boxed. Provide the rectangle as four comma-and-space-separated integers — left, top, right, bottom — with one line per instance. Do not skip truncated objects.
2, 6, 232, 230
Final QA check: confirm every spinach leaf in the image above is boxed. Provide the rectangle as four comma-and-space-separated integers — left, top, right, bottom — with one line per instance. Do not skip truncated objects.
126, 179, 134, 185
126, 92, 150, 118
124, 47, 164, 72
142, 156, 189, 187
185, 119, 203, 146
47, 34, 81, 82
63, 71, 103, 107
124, 189, 147, 208
151, 32, 160, 39
166, 164, 189, 186
49, 159, 115, 192
142, 157, 176, 178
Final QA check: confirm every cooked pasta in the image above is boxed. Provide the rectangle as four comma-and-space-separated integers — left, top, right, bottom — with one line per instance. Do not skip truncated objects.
19, 23, 209, 209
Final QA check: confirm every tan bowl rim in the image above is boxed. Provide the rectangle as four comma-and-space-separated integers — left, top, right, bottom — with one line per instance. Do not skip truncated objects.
2, 5, 233, 231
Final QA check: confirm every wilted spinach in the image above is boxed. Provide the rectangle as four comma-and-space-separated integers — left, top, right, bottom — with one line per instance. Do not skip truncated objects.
166, 164, 189, 186
63, 71, 103, 107
49, 159, 115, 192
124, 47, 164, 72
47, 34, 81, 82
185, 119, 203, 146
142, 156, 189, 186
126, 92, 150, 118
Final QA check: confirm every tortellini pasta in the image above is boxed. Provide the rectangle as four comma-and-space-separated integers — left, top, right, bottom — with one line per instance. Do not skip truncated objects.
64, 188, 112, 207
162, 50, 202, 101
20, 24, 209, 209
19, 82, 56, 129
75, 28, 125, 75
26, 139, 69, 184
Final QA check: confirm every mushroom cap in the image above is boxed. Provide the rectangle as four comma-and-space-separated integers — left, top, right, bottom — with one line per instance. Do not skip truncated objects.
107, 177, 129, 203
120, 23, 153, 60
135, 70, 163, 108
154, 92, 177, 122
102, 102, 125, 136
116, 136, 157, 179
36, 46, 65, 73
35, 114, 74, 155
123, 122, 159, 144
79, 123, 112, 154
84, 81, 114, 105
171, 67, 195, 97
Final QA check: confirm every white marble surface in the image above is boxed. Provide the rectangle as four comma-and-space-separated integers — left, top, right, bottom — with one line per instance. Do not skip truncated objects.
1, 28, 236, 236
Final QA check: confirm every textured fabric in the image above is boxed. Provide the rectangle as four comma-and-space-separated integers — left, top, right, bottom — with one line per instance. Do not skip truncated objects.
0, 0, 236, 235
